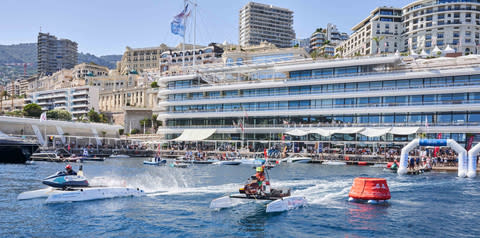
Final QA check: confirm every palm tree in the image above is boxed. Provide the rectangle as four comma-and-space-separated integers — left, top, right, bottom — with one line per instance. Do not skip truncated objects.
0, 90, 8, 112
336, 46, 345, 58
372, 36, 385, 54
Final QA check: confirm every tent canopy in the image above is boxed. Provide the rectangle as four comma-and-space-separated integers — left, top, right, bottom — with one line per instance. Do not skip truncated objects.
173, 129, 216, 141
285, 129, 309, 137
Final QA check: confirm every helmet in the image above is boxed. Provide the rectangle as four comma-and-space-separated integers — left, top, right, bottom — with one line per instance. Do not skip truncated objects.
66, 164, 72, 170
256, 166, 264, 172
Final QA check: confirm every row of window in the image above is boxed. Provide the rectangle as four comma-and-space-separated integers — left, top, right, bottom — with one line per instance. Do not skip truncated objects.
166, 74, 480, 101
166, 111, 480, 126
168, 92, 480, 113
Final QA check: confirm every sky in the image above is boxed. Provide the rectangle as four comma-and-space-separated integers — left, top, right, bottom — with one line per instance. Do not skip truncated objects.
0, 0, 413, 56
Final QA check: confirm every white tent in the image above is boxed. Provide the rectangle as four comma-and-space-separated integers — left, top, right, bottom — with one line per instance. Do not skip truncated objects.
285, 129, 309, 137
410, 49, 419, 58
335, 127, 364, 134
444, 45, 455, 54
389, 127, 420, 135
420, 49, 429, 58
432, 46, 442, 56
173, 129, 216, 141
360, 128, 391, 137
308, 128, 336, 137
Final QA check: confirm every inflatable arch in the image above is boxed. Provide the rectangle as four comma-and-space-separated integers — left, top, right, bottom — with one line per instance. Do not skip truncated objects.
467, 143, 480, 178
398, 139, 468, 177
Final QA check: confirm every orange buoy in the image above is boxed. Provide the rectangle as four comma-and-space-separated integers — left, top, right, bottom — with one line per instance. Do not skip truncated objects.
348, 177, 391, 203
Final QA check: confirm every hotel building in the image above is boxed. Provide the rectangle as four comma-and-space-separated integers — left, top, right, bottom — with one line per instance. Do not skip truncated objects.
155, 53, 480, 149
239, 2, 295, 48
338, 7, 403, 57
402, 0, 480, 54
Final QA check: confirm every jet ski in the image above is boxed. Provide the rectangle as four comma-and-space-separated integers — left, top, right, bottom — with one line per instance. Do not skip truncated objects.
42, 171, 89, 188
210, 164, 307, 213
18, 165, 145, 203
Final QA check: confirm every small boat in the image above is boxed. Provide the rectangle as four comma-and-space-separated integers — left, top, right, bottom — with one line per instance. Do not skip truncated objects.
144, 157, 167, 166
213, 160, 241, 165
109, 154, 130, 158
280, 155, 312, 163
170, 162, 190, 168
323, 161, 346, 165
239, 158, 265, 165
192, 159, 219, 164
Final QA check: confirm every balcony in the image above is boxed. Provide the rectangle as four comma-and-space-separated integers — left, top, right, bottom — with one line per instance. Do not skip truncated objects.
72, 90, 88, 96
72, 104, 88, 108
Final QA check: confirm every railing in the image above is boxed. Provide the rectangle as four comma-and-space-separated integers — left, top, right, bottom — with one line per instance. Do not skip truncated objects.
160, 122, 480, 130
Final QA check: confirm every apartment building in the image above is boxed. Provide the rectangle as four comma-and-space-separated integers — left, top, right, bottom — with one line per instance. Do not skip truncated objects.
239, 2, 295, 48
37, 32, 78, 75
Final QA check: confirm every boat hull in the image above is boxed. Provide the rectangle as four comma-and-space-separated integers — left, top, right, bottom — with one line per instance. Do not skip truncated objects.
17, 187, 145, 203
0, 139, 38, 164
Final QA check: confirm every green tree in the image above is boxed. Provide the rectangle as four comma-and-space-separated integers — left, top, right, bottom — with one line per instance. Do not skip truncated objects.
151, 81, 159, 88
372, 36, 385, 54
130, 128, 140, 134
23, 103, 42, 118
87, 108, 101, 122
46, 109, 72, 121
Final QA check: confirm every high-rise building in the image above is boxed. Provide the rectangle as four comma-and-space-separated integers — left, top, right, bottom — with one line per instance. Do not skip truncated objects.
310, 23, 349, 56
37, 32, 78, 76
337, 7, 403, 57
239, 2, 295, 48
402, 0, 480, 54
339, 0, 480, 57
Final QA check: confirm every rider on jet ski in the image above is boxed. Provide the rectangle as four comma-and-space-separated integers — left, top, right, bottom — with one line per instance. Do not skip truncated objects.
65, 164, 77, 175
244, 165, 266, 196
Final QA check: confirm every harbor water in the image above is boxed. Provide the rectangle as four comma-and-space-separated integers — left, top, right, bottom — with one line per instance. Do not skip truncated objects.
1, 158, 480, 237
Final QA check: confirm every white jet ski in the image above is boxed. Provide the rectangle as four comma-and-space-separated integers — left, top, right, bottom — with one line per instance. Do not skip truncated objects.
18, 166, 145, 203
210, 165, 307, 213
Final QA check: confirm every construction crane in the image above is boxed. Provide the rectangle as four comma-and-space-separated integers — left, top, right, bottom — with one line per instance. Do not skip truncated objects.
3, 62, 34, 77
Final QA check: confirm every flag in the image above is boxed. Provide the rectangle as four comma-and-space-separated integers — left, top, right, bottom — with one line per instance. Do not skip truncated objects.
244, 110, 248, 119
232, 121, 237, 127
467, 135, 475, 151
171, 4, 190, 37
238, 120, 244, 132
434, 133, 442, 156
264, 148, 267, 159
40, 112, 47, 122
283, 120, 289, 125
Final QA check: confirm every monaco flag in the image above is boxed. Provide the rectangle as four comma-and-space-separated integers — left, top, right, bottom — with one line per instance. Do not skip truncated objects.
39, 112, 47, 122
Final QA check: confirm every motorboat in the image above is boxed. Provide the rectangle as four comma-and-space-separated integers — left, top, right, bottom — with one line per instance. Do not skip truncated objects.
169, 161, 191, 168
213, 160, 242, 165
210, 165, 307, 213
144, 157, 167, 165
239, 158, 265, 165
109, 154, 130, 158
280, 155, 312, 163
323, 161, 346, 165
192, 159, 219, 164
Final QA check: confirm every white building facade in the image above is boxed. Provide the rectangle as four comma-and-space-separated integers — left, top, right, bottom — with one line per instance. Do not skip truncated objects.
239, 2, 295, 48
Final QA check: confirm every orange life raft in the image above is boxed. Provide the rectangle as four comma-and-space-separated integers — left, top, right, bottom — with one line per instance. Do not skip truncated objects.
348, 177, 391, 201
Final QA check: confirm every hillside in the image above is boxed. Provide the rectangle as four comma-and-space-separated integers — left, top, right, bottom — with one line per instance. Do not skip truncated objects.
0, 43, 122, 82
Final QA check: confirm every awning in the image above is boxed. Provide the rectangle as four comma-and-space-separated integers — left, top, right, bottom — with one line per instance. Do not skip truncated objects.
360, 127, 391, 137
173, 129, 216, 141
308, 128, 336, 137
389, 127, 419, 135
285, 129, 309, 137
336, 127, 364, 134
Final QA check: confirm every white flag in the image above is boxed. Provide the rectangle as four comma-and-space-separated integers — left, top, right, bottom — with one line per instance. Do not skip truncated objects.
40, 112, 47, 122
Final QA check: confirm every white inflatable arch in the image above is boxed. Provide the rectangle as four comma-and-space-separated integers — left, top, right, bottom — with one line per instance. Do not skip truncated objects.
398, 139, 468, 177
467, 143, 480, 178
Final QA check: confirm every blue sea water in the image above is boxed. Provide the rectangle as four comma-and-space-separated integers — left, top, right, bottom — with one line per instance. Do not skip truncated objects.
1, 158, 480, 237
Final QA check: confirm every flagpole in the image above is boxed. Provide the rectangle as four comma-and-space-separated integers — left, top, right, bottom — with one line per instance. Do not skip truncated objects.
193, 0, 196, 67
182, 0, 186, 68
